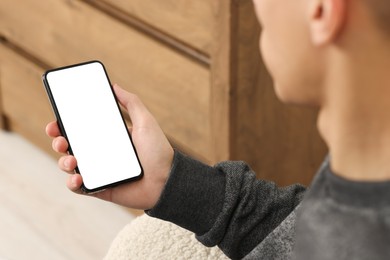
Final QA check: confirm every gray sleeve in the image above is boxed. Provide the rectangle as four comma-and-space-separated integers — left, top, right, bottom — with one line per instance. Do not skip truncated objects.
146, 151, 306, 259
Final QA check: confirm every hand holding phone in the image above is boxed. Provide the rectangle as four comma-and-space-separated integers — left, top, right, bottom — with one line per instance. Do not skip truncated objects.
43, 61, 142, 193
46, 83, 175, 210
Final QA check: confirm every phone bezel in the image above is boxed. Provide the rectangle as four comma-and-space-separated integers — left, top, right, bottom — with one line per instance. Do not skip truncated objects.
42, 60, 143, 193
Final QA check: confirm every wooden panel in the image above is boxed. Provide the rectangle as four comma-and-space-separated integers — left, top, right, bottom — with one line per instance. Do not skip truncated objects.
0, 0, 212, 160
102, 0, 213, 54
0, 68, 3, 129
0, 45, 57, 158
209, 1, 233, 162
230, 0, 327, 186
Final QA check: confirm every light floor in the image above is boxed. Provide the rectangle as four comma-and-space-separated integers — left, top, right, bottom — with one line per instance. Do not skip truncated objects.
0, 131, 134, 260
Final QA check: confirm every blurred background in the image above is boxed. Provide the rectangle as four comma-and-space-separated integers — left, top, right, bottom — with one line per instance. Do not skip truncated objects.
0, 0, 327, 258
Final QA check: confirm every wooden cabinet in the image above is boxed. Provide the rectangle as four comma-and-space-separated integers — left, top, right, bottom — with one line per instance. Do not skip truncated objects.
0, 0, 327, 186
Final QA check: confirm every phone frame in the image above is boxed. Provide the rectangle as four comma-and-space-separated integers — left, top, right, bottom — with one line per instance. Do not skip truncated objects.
42, 60, 143, 193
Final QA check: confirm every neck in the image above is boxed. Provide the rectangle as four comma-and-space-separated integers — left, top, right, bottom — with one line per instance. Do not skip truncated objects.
318, 45, 390, 181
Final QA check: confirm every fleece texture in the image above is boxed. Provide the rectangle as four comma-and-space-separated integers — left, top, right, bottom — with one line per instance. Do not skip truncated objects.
104, 214, 228, 260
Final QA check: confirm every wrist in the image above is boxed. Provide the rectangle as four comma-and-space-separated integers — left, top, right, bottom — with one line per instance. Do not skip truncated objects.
146, 147, 175, 209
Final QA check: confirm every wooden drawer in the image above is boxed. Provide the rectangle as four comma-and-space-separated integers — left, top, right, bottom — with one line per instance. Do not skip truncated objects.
100, 0, 213, 54
0, 45, 57, 158
0, 0, 212, 160
0, 0, 327, 186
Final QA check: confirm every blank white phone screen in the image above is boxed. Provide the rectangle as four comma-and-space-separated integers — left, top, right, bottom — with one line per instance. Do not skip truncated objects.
45, 61, 142, 191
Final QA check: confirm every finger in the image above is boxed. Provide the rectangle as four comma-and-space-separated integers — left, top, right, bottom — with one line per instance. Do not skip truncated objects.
113, 84, 149, 124
46, 121, 61, 138
58, 155, 77, 173
52, 136, 69, 154
113, 84, 131, 109
66, 174, 84, 193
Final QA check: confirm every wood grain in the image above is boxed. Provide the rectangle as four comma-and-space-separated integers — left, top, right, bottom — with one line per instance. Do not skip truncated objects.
0, 45, 57, 158
82, 0, 210, 66
102, 0, 213, 55
0, 0, 212, 160
0, 68, 3, 129
209, 0, 233, 163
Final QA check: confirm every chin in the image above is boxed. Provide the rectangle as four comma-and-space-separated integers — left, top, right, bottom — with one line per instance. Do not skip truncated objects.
274, 83, 321, 108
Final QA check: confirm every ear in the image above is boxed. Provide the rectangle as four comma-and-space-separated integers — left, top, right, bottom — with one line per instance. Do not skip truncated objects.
309, 0, 347, 45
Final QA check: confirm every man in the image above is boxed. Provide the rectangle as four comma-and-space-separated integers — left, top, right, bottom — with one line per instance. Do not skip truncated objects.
46, 0, 390, 258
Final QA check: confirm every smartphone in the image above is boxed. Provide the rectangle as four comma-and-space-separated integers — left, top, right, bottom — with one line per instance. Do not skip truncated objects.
42, 60, 143, 193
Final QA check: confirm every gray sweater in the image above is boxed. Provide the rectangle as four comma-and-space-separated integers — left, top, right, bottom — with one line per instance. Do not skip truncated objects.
147, 151, 390, 259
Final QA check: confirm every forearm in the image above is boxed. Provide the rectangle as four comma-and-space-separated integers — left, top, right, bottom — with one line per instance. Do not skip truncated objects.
147, 151, 306, 259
